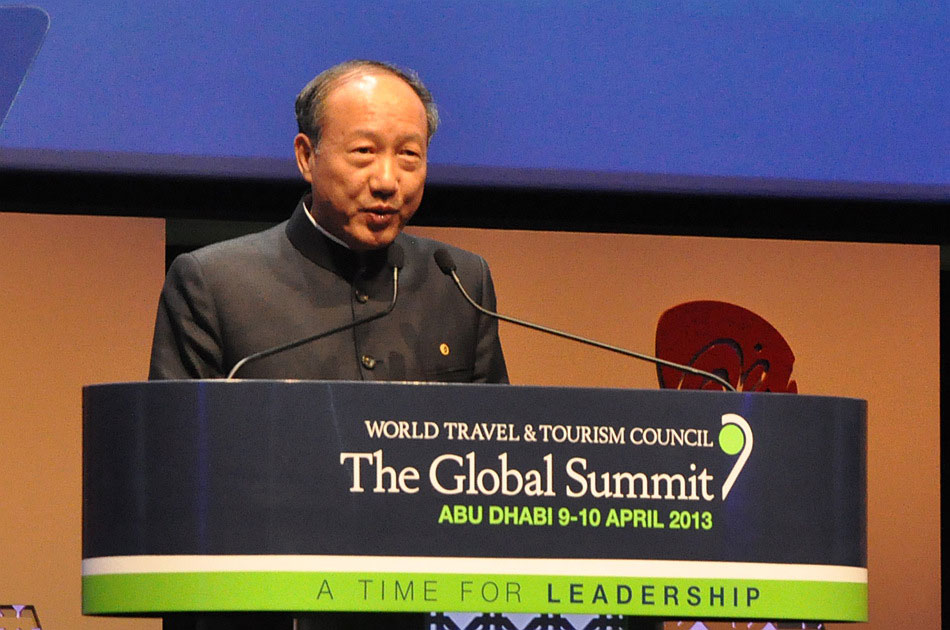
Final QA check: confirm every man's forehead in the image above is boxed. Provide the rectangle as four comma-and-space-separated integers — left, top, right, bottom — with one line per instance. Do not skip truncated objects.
329, 69, 418, 103
322, 70, 427, 132
345, 72, 383, 92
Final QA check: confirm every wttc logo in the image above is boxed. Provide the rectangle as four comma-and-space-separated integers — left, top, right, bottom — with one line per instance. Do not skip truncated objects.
0, 605, 41, 630
719, 413, 753, 500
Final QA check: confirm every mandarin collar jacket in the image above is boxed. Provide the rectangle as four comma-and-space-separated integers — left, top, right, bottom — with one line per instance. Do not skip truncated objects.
149, 196, 508, 383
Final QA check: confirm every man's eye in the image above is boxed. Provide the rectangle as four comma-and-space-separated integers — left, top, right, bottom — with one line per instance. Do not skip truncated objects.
353, 147, 373, 154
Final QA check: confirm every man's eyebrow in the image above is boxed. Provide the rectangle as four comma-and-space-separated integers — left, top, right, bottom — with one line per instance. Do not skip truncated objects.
345, 129, 425, 144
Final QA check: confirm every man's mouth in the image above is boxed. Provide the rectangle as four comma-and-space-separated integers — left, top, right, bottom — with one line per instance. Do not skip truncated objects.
363, 207, 399, 228
365, 206, 396, 213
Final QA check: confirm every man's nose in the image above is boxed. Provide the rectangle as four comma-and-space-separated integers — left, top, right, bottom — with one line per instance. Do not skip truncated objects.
369, 156, 397, 197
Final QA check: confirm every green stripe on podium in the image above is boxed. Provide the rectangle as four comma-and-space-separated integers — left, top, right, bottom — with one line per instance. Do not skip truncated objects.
83, 572, 867, 621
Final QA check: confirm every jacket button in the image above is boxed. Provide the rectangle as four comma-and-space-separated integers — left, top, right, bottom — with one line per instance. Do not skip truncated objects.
361, 355, 377, 369
355, 290, 369, 303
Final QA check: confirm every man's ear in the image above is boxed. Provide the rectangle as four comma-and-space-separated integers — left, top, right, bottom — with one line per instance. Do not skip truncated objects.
293, 133, 315, 182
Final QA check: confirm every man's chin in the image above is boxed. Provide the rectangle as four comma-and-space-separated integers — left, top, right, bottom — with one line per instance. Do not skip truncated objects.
348, 228, 399, 252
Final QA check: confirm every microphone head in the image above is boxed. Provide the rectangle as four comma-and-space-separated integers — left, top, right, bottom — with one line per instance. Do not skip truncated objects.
387, 243, 405, 269
433, 249, 457, 275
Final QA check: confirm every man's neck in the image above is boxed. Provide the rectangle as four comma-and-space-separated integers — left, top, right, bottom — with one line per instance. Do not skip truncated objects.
303, 201, 351, 250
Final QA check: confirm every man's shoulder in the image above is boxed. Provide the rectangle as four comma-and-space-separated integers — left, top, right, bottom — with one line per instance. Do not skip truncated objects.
184, 221, 288, 266
164, 221, 293, 293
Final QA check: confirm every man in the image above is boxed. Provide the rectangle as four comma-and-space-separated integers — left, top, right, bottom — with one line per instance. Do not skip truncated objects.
150, 61, 508, 630
150, 60, 508, 384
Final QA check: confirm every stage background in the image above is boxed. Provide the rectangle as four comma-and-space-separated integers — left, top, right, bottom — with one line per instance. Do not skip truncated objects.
1, 2, 946, 199
0, 212, 939, 629
0, 212, 165, 630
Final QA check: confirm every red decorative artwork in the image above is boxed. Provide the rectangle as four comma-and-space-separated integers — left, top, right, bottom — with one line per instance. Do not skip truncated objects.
654, 300, 798, 393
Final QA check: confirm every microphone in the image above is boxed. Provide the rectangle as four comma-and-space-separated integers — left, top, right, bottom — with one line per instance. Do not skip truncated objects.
433, 249, 737, 392
226, 244, 405, 379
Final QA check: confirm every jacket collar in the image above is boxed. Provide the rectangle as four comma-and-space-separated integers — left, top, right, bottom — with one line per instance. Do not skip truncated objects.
285, 194, 390, 280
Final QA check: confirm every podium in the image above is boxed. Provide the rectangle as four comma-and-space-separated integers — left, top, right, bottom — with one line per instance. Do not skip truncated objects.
83, 381, 867, 627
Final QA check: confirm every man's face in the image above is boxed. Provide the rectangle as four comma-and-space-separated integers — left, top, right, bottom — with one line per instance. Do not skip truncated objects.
294, 72, 429, 251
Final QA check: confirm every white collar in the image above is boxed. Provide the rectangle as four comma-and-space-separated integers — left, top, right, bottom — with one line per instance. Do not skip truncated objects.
303, 200, 351, 250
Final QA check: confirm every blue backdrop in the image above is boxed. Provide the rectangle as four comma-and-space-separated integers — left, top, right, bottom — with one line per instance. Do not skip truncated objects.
1, 2, 946, 198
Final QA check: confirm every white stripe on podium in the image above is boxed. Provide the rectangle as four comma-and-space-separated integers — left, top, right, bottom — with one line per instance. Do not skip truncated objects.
82, 555, 867, 583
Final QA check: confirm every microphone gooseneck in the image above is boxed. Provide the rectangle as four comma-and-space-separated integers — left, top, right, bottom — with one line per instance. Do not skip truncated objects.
433, 248, 736, 392
226, 243, 405, 379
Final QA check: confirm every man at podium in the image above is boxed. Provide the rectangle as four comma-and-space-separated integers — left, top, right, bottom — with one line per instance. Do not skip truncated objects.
148, 60, 509, 630
149, 59, 508, 385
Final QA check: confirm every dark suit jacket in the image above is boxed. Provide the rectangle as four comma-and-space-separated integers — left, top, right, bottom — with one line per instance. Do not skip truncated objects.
149, 197, 508, 382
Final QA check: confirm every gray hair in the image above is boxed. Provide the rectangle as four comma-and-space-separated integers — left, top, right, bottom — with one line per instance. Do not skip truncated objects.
295, 60, 439, 146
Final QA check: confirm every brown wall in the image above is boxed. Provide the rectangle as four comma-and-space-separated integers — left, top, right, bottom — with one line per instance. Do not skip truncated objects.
0, 212, 165, 629
0, 216, 938, 629
410, 226, 941, 630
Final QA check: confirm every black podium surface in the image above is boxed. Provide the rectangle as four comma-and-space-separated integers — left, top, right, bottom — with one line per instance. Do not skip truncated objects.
83, 381, 867, 622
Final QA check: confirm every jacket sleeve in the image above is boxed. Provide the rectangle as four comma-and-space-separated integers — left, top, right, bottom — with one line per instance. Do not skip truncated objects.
472, 256, 509, 384
148, 253, 226, 380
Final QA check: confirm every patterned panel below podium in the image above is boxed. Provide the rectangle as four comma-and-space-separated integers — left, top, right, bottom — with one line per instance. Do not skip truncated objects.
431, 613, 626, 630
429, 617, 824, 630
